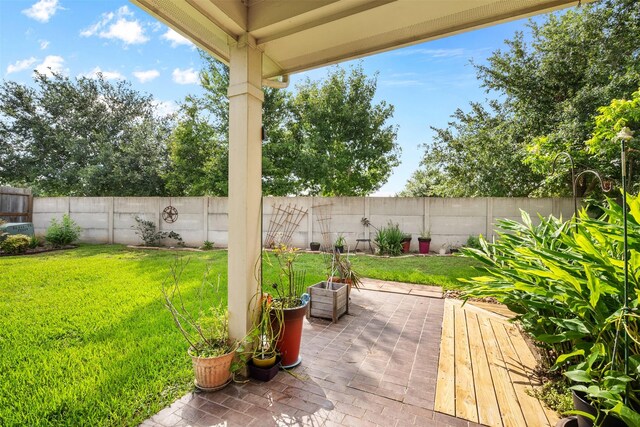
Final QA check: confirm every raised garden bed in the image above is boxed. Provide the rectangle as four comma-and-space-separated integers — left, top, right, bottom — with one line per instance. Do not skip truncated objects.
307, 281, 349, 323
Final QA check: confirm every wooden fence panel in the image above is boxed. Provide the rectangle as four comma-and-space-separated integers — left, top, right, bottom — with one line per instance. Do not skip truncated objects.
0, 186, 32, 223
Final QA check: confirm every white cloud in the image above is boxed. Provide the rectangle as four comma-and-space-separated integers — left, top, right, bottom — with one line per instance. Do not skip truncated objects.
153, 100, 178, 117
80, 66, 124, 80
6, 57, 38, 75
161, 28, 193, 48
172, 68, 198, 85
34, 55, 66, 76
133, 69, 160, 83
80, 6, 148, 45
39, 39, 50, 50
22, 0, 61, 23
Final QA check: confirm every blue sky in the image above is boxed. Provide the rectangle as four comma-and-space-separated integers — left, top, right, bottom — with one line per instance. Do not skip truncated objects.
0, 0, 551, 195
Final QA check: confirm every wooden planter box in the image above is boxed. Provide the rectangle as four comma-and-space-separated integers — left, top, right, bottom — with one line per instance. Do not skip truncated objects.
307, 281, 349, 323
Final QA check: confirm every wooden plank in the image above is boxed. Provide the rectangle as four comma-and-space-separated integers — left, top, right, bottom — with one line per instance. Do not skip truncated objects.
470, 301, 516, 319
503, 323, 559, 425
435, 300, 456, 416
492, 321, 550, 427
466, 310, 503, 427
478, 315, 527, 427
454, 304, 478, 423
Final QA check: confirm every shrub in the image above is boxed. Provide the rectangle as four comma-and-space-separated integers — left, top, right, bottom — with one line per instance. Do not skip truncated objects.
132, 216, 183, 247
374, 221, 404, 256
45, 214, 81, 247
1, 234, 31, 254
28, 235, 40, 249
465, 235, 482, 250
202, 240, 214, 250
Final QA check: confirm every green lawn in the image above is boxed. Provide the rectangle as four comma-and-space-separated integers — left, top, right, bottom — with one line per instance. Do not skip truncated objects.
0, 245, 480, 426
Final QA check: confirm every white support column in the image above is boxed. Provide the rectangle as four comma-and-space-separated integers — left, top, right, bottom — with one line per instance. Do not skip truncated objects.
227, 34, 264, 341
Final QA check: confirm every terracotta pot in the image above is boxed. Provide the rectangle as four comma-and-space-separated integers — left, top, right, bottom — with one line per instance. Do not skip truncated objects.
401, 237, 411, 253
418, 238, 431, 254
572, 391, 627, 427
190, 349, 235, 390
272, 301, 308, 368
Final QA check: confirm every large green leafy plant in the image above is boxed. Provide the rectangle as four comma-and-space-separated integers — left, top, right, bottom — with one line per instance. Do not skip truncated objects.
461, 196, 640, 425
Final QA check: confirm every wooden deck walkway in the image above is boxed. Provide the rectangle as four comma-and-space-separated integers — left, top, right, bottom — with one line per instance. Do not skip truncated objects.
435, 299, 558, 427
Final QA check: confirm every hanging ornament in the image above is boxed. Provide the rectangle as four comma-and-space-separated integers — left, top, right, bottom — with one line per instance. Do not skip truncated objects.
162, 197, 178, 223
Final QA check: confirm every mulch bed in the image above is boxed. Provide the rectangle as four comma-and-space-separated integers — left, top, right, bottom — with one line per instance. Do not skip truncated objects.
444, 289, 499, 304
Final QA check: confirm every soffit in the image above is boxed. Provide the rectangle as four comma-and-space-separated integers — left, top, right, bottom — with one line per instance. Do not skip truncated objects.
131, 0, 589, 78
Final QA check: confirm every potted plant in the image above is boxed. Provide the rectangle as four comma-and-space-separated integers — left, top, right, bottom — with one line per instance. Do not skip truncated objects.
242, 293, 283, 381
309, 241, 321, 251
334, 234, 346, 253
267, 245, 310, 369
418, 228, 431, 254
401, 234, 412, 253
161, 258, 237, 391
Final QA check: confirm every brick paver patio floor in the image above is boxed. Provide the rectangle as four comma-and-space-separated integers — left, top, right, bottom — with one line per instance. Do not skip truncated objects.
142, 286, 482, 427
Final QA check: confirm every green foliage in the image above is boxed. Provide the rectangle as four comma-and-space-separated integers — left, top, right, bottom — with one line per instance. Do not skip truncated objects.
461, 195, 640, 423
265, 245, 308, 309
403, 0, 640, 197
586, 89, 640, 192
0, 72, 172, 196
465, 235, 482, 250
202, 240, 214, 250
0, 234, 30, 254
334, 234, 346, 247
287, 64, 400, 196
374, 221, 405, 256
28, 235, 40, 249
132, 216, 183, 247
168, 55, 400, 196
528, 379, 574, 415
45, 214, 81, 247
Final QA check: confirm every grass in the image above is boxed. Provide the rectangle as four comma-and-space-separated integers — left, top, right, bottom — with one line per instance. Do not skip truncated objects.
0, 245, 480, 426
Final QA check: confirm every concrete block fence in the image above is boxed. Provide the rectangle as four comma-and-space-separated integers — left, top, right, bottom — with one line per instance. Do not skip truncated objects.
32, 196, 575, 251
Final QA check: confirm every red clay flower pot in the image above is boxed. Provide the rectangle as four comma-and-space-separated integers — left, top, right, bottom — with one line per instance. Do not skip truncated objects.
273, 302, 308, 368
418, 238, 431, 254
401, 237, 411, 253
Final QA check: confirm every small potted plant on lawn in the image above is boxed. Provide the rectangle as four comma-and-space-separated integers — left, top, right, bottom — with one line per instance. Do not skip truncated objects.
266, 245, 310, 369
418, 227, 432, 254
162, 258, 237, 391
309, 241, 321, 251
334, 234, 346, 253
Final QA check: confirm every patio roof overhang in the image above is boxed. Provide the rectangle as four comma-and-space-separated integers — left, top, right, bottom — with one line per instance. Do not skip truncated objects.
132, 0, 590, 342
132, 0, 586, 80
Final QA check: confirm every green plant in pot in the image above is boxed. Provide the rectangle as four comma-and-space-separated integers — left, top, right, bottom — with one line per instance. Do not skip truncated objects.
329, 250, 363, 293
334, 234, 346, 253
162, 258, 238, 391
265, 244, 310, 369
418, 227, 431, 254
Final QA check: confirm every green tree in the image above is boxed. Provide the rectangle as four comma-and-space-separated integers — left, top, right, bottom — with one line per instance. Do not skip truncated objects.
165, 53, 297, 196
288, 65, 400, 196
167, 54, 400, 196
0, 72, 172, 196
403, 0, 640, 197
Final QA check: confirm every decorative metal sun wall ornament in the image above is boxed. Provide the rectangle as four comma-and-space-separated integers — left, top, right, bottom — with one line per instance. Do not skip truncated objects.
162, 197, 178, 223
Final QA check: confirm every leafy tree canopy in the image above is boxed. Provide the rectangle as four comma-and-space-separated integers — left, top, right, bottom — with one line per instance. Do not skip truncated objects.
402, 0, 640, 197
166, 54, 400, 196
0, 72, 172, 196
